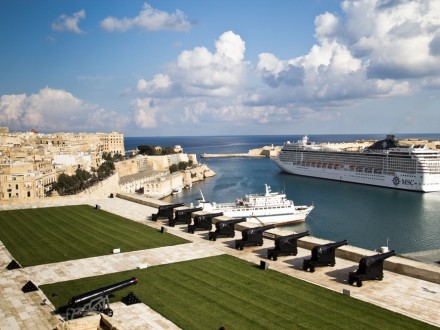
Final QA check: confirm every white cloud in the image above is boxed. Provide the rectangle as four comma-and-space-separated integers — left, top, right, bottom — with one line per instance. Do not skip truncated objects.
137, 74, 172, 94
315, 12, 339, 41
342, 0, 440, 78
255, 0, 440, 109
52, 10, 86, 34
132, 98, 159, 128
0, 88, 128, 132
137, 31, 247, 99
100, 3, 191, 32
128, 0, 440, 132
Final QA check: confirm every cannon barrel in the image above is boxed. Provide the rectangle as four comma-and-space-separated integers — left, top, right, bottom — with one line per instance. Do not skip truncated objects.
243, 224, 276, 234
68, 277, 138, 306
313, 239, 348, 254
323, 239, 348, 249
242, 224, 276, 239
159, 203, 185, 211
360, 250, 396, 268
152, 203, 185, 220
175, 207, 203, 216
276, 231, 309, 248
216, 218, 246, 228
194, 212, 224, 220
279, 231, 310, 242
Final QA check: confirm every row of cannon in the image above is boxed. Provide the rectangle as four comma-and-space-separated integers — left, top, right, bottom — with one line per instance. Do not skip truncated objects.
152, 204, 397, 288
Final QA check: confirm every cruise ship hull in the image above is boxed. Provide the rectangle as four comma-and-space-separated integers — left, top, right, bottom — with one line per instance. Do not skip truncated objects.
273, 159, 440, 192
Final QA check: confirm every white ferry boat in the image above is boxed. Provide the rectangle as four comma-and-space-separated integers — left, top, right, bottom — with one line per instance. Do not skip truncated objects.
273, 135, 440, 192
195, 184, 314, 225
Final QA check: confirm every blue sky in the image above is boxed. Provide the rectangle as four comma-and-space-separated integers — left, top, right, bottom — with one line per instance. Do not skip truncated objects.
1, 0, 439, 136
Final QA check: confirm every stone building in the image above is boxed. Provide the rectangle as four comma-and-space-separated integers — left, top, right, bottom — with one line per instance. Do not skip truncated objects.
0, 129, 125, 202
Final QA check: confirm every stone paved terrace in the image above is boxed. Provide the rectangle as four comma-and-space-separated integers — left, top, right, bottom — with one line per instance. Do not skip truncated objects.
1, 196, 440, 329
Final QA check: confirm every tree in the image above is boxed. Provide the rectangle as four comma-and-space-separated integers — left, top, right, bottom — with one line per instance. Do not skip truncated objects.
137, 145, 157, 155
169, 164, 178, 173
178, 161, 188, 170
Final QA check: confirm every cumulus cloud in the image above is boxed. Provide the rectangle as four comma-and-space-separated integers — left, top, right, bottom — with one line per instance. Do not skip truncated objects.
132, 98, 159, 128
342, 0, 440, 78
0, 88, 128, 132
52, 10, 86, 34
101, 3, 191, 32
256, 0, 440, 109
129, 0, 440, 131
137, 31, 247, 99
137, 74, 172, 94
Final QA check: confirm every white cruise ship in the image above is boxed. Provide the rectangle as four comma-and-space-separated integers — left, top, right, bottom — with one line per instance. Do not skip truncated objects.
273, 135, 440, 192
195, 184, 314, 225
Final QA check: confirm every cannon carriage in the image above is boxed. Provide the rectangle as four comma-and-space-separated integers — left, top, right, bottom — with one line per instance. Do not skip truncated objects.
151, 203, 184, 221
235, 224, 276, 250
208, 218, 246, 241
303, 240, 348, 272
63, 277, 138, 320
267, 231, 309, 261
169, 207, 203, 227
187, 212, 224, 234
348, 250, 396, 287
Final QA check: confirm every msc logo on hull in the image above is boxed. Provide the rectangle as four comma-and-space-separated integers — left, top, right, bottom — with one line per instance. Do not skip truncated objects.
393, 175, 415, 186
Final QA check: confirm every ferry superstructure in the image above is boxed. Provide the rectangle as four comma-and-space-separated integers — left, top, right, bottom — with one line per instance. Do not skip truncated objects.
195, 184, 314, 225
273, 135, 440, 192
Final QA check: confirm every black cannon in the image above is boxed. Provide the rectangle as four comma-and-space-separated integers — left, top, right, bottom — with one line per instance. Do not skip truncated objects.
348, 250, 396, 287
303, 240, 348, 272
208, 218, 247, 241
169, 207, 203, 227
151, 203, 184, 221
188, 212, 224, 234
235, 224, 276, 250
64, 277, 138, 320
267, 231, 310, 261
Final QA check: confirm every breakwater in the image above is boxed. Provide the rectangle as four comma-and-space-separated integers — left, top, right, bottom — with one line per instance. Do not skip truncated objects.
201, 145, 281, 158
201, 153, 265, 158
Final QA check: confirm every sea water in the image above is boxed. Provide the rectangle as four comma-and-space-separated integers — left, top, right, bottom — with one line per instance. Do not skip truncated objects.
125, 134, 440, 254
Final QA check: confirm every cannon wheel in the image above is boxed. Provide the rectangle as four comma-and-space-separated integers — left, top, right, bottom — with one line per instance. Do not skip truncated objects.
103, 308, 113, 317
356, 280, 363, 287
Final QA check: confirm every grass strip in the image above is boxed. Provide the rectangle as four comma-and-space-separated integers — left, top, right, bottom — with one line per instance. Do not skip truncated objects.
40, 255, 434, 330
0, 205, 188, 266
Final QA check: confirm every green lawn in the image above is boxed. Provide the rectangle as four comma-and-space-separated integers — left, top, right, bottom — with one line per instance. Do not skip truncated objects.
40, 255, 434, 330
0, 205, 188, 266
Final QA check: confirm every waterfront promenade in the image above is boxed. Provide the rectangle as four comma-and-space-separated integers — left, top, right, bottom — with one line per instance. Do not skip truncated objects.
1, 196, 440, 329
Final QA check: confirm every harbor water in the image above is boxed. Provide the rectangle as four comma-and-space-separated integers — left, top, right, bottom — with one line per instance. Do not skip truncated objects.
125, 134, 440, 254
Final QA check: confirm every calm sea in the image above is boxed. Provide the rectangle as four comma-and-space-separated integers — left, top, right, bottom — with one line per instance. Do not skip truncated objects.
125, 134, 440, 254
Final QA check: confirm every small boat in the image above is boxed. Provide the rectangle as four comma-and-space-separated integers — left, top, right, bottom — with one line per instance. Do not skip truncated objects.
195, 184, 314, 225
172, 187, 182, 195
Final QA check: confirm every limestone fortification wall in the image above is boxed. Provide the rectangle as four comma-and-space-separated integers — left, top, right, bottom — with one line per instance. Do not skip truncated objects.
77, 173, 121, 198
185, 164, 216, 183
